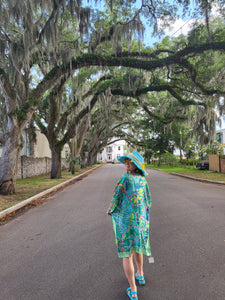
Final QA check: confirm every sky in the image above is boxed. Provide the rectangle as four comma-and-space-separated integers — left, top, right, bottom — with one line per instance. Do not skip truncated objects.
144, 1, 223, 46
86, 0, 223, 47
142, 1, 197, 46
84, 0, 200, 46
141, 0, 197, 46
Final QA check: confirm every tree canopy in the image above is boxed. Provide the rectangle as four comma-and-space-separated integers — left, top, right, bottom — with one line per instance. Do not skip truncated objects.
0, 0, 225, 194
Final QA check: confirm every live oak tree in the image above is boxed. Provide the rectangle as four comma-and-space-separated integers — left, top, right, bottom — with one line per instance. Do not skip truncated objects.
80, 91, 136, 165
34, 68, 114, 178
2, 41, 225, 192
0, 0, 225, 194
0, 0, 91, 193
0, 92, 7, 136
0, 0, 149, 194
76, 69, 149, 163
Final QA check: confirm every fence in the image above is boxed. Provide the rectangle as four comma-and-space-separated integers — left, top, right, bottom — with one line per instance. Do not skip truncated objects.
0, 156, 69, 179
209, 154, 225, 173
220, 156, 225, 173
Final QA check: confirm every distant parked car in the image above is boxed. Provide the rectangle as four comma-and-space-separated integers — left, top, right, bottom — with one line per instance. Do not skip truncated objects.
196, 160, 209, 170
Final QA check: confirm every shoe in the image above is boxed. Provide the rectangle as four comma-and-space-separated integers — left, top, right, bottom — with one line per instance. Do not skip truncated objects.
135, 272, 145, 286
126, 287, 138, 299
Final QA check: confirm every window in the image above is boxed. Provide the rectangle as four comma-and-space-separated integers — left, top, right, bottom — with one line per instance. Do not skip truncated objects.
118, 146, 121, 151
216, 133, 222, 144
106, 146, 112, 153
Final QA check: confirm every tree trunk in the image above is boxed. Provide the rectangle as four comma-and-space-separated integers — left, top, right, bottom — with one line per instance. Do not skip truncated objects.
0, 128, 23, 195
92, 150, 98, 165
157, 154, 161, 167
86, 152, 91, 167
51, 147, 62, 179
87, 151, 97, 166
179, 148, 183, 162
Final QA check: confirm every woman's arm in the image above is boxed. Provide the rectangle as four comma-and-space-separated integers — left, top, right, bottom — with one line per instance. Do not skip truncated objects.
106, 175, 126, 215
106, 203, 114, 215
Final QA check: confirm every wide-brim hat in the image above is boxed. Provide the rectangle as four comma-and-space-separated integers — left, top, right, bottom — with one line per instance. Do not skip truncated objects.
118, 151, 146, 175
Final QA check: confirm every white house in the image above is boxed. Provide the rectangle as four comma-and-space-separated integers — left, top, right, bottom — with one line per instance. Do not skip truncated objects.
216, 115, 225, 153
98, 139, 128, 162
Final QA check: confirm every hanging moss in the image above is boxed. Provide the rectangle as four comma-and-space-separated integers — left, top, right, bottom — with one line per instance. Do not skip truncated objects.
10, 97, 39, 122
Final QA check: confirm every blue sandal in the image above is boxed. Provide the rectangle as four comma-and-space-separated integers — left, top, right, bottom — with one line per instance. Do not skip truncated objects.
135, 272, 145, 286
126, 287, 138, 299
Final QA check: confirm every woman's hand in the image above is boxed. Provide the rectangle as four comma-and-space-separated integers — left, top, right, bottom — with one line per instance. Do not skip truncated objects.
106, 204, 113, 215
106, 208, 111, 216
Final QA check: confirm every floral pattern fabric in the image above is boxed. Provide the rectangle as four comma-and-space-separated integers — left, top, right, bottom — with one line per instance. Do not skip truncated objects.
110, 173, 151, 258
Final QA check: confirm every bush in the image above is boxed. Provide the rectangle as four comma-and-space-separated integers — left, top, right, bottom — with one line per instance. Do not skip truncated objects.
181, 159, 197, 168
160, 152, 178, 166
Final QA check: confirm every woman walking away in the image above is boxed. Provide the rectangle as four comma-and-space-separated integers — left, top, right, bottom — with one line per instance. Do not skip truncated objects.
106, 151, 152, 300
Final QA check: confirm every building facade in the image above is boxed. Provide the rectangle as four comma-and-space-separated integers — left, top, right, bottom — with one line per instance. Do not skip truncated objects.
216, 115, 225, 154
0, 129, 68, 158
98, 139, 127, 162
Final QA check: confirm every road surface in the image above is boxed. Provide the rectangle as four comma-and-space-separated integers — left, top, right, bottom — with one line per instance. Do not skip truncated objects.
0, 164, 225, 300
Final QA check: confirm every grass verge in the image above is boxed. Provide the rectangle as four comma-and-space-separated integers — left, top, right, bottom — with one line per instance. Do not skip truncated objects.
0, 166, 99, 212
147, 164, 225, 182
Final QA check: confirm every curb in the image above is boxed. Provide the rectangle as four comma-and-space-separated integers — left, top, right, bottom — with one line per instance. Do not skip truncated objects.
0, 165, 102, 222
170, 172, 225, 185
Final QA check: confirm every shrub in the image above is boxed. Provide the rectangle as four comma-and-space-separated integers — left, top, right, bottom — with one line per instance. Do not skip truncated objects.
160, 152, 178, 166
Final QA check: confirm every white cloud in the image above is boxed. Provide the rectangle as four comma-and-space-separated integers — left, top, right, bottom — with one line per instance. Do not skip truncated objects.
211, 2, 224, 17
160, 18, 196, 37
158, 2, 223, 38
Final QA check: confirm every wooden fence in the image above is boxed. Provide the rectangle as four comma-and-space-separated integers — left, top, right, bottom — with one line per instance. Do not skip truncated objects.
209, 154, 225, 173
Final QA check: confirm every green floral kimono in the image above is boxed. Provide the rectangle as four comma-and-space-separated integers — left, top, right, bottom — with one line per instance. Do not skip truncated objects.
110, 173, 151, 258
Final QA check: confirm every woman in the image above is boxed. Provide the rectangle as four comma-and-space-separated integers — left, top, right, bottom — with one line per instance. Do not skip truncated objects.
106, 151, 152, 300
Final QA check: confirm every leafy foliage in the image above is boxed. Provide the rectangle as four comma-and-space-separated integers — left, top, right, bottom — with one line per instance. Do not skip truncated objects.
1, 0, 225, 193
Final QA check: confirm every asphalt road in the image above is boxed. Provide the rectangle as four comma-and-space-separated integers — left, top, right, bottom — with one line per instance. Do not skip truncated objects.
0, 164, 225, 300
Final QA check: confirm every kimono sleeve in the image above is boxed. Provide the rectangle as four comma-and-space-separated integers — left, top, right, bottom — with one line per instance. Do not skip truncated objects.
110, 175, 126, 213
145, 180, 152, 209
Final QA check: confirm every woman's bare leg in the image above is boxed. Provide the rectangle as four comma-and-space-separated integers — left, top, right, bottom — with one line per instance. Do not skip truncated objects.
133, 251, 144, 278
123, 255, 137, 298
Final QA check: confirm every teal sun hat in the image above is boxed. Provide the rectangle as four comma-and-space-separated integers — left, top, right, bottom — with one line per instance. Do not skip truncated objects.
118, 151, 146, 175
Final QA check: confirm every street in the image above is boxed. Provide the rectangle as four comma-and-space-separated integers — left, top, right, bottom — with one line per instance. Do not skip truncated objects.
0, 164, 225, 300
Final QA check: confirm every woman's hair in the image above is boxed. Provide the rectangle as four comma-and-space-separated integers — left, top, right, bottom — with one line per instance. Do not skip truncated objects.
132, 166, 144, 176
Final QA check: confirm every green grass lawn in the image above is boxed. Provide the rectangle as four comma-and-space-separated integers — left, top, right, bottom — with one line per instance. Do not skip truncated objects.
147, 164, 225, 182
